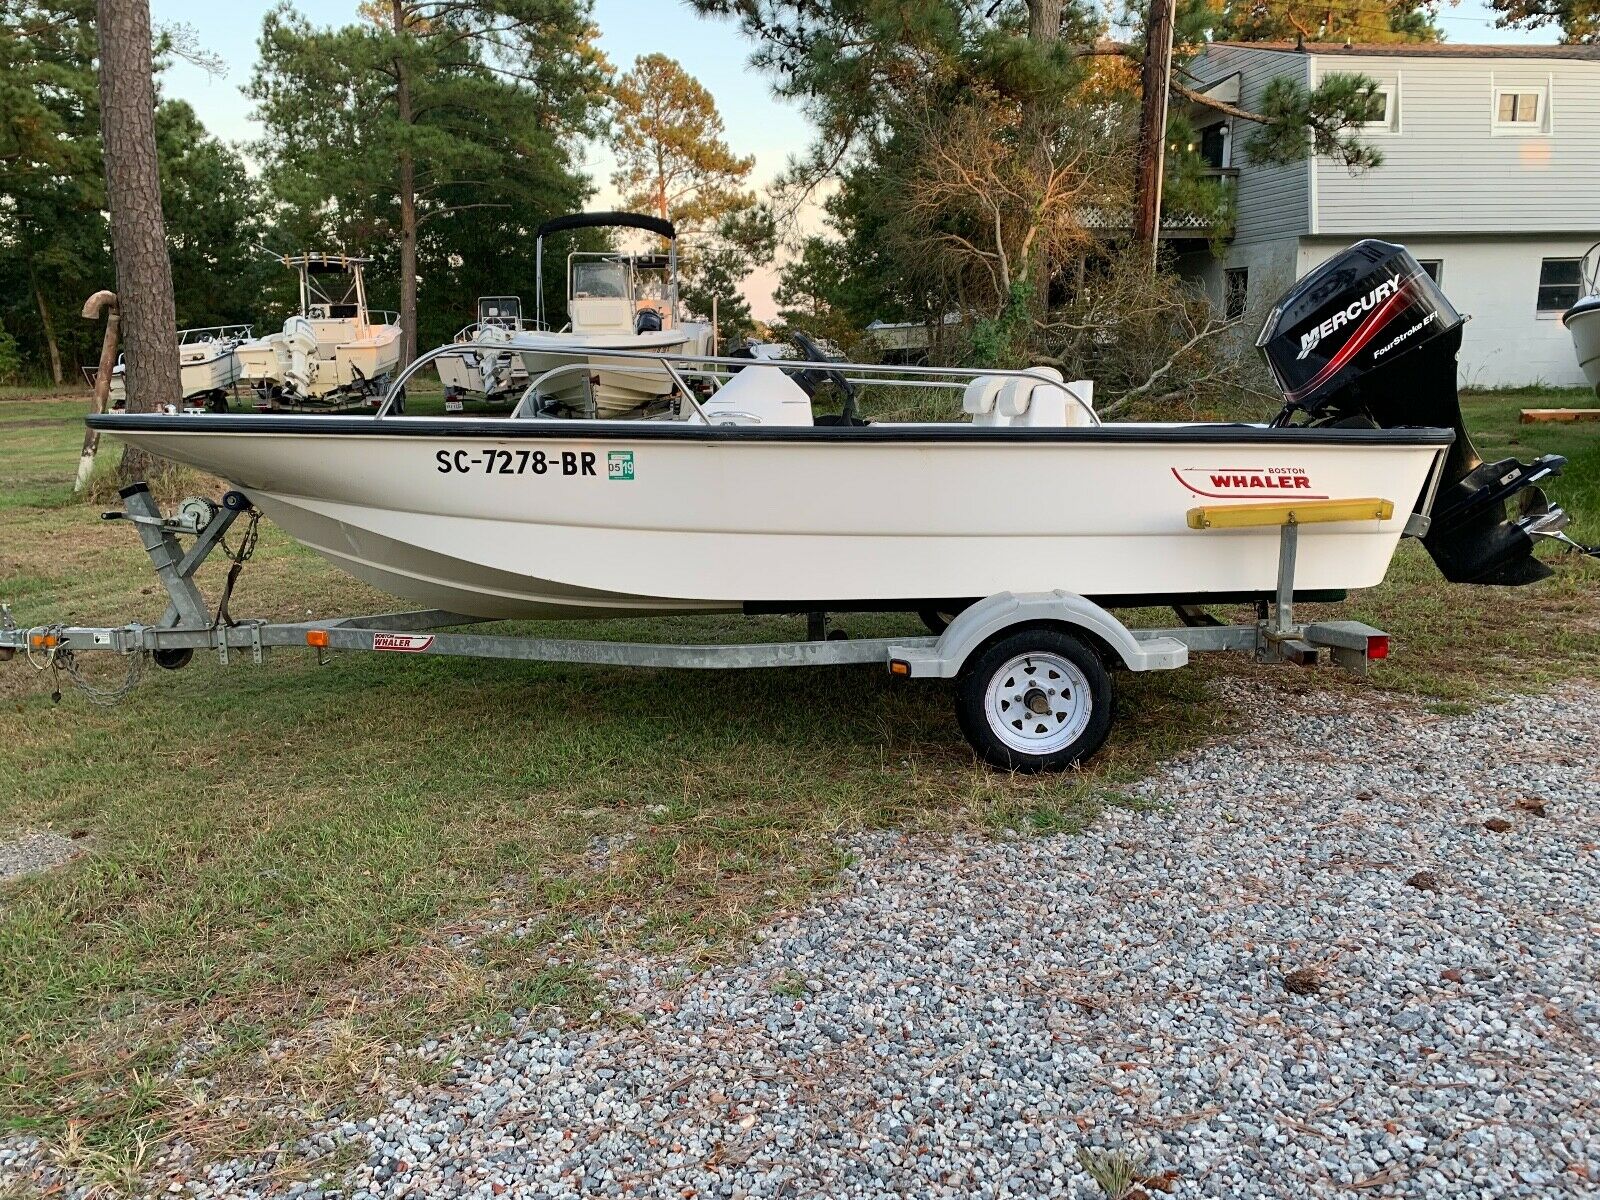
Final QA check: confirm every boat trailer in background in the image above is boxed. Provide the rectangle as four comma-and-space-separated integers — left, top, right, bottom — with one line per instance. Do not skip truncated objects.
5, 483, 1404, 772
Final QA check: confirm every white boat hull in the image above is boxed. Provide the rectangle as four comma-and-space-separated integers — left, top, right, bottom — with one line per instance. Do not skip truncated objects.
110, 337, 245, 407
237, 323, 402, 403
517, 330, 692, 416
86, 417, 1448, 620
180, 350, 240, 395
436, 334, 527, 401
1564, 298, 1600, 397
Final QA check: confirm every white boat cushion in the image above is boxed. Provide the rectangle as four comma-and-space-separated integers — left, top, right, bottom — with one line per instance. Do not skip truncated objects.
962, 375, 1007, 418
996, 377, 1035, 418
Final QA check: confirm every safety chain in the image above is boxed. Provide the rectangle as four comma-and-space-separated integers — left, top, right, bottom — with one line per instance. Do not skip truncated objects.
23, 623, 147, 707
214, 507, 262, 629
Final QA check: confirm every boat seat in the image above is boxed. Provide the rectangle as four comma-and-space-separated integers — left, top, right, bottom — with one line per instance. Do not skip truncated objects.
962, 376, 1009, 425
964, 368, 1095, 427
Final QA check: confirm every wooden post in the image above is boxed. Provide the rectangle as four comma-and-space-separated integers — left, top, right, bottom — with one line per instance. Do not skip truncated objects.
1132, 0, 1177, 272
78, 290, 120, 494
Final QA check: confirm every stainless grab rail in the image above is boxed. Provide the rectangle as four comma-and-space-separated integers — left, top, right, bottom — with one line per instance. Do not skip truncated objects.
376, 343, 1100, 426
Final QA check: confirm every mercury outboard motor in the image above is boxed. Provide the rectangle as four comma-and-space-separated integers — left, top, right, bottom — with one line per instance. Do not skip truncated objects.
1257, 239, 1567, 585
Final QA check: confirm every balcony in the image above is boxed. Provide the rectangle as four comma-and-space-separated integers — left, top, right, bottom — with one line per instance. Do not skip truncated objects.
1078, 167, 1239, 241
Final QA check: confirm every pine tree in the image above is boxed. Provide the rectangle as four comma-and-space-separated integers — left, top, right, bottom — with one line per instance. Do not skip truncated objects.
1488, 0, 1598, 42
1213, 1, 1445, 44
608, 54, 768, 340
97, 0, 181, 477
250, 0, 609, 365
609, 54, 755, 230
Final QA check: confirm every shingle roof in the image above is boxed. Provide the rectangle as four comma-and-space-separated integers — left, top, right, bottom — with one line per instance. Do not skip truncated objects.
1206, 40, 1600, 61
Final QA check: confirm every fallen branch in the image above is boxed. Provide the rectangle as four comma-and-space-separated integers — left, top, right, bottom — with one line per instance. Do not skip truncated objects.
1099, 315, 1244, 418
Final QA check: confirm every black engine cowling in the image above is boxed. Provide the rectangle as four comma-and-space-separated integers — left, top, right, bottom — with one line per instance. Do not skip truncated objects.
1258, 239, 1565, 586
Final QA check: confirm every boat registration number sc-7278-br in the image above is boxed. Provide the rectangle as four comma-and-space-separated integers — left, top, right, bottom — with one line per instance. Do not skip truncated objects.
434, 448, 599, 476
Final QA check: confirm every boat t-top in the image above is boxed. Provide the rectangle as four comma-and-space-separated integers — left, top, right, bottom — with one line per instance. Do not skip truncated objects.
235, 252, 402, 410
108, 324, 253, 412
515, 211, 713, 417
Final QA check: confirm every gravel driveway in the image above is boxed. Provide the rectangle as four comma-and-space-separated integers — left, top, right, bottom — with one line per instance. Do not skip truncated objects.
9, 680, 1599, 1198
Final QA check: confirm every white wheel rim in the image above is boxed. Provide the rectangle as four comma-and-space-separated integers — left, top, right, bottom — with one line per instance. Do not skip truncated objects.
983, 651, 1092, 756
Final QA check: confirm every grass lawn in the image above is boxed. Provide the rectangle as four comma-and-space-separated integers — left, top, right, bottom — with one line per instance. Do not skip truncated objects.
0, 386, 1596, 1187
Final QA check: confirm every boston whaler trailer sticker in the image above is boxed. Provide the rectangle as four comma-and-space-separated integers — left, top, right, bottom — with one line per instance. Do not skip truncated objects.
1171, 467, 1329, 500
373, 633, 435, 653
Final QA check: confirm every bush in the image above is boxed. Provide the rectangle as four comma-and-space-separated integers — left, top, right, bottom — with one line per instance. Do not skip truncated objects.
1026, 248, 1277, 421
0, 320, 21, 385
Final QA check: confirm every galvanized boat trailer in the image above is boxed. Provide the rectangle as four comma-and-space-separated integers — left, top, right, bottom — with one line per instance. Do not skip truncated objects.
1, 483, 1401, 771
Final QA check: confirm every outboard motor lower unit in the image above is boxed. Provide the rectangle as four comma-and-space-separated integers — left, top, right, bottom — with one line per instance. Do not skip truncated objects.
1258, 240, 1567, 585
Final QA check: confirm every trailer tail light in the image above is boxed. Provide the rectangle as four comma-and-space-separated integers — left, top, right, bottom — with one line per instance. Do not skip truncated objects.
1366, 634, 1390, 661
305, 630, 330, 648
888, 659, 911, 676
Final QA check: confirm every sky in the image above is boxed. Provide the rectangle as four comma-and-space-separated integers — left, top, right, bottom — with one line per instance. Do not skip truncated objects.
151, 0, 1557, 320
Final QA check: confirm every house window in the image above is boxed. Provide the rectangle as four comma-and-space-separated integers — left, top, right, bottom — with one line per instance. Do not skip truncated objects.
1417, 259, 1443, 286
1362, 87, 1395, 130
1536, 258, 1582, 312
1199, 123, 1228, 169
1224, 268, 1249, 320
1494, 89, 1543, 130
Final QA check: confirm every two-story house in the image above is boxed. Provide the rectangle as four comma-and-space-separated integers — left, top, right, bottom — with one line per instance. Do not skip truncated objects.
1177, 41, 1600, 389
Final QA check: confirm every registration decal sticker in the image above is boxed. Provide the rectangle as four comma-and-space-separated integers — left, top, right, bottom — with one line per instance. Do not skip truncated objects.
608, 450, 635, 481
1171, 467, 1328, 500
373, 633, 434, 653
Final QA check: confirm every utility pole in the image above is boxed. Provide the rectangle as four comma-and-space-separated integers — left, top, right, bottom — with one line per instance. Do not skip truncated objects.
1132, 0, 1177, 272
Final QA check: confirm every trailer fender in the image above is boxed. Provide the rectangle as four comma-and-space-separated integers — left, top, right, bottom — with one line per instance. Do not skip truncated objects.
888, 591, 1188, 679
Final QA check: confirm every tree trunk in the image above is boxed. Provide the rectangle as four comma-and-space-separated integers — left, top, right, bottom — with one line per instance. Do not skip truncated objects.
1027, 0, 1062, 45
31, 269, 65, 386
1022, 0, 1064, 313
97, 0, 180, 486
1132, 0, 1177, 272
394, 0, 418, 366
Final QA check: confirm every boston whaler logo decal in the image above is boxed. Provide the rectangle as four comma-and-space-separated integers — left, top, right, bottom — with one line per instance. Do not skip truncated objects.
1172, 467, 1328, 500
1296, 277, 1403, 361
373, 633, 435, 653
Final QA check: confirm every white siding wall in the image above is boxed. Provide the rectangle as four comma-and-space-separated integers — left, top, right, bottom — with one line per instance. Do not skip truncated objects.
1310, 55, 1600, 233
1177, 235, 1302, 320
1189, 47, 1311, 244
1297, 235, 1593, 388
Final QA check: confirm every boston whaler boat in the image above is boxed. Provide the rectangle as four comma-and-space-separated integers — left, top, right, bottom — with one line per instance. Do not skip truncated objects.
1563, 240, 1600, 396
517, 212, 713, 417
8, 243, 1576, 770
235, 253, 402, 410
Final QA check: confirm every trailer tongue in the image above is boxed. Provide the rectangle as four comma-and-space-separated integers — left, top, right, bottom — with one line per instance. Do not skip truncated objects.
1258, 239, 1570, 586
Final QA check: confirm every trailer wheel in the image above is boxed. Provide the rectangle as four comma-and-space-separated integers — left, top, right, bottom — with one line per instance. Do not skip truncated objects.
955, 628, 1112, 773
152, 647, 194, 671
918, 605, 968, 635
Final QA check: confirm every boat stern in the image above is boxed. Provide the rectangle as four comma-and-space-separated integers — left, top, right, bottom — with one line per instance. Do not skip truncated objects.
1260, 240, 1571, 586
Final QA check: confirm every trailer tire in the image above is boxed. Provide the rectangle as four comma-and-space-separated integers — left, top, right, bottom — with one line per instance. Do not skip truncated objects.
918, 604, 969, 635
152, 647, 194, 671
955, 628, 1112, 773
